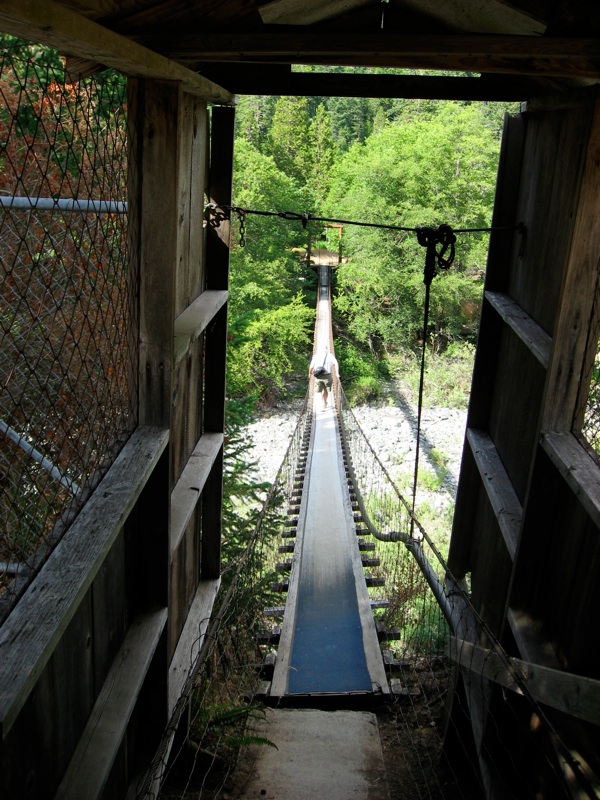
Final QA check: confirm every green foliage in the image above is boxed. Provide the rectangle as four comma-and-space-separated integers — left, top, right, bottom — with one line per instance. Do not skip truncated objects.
417, 469, 445, 493
228, 140, 316, 402
412, 501, 455, 562
349, 376, 381, 404
235, 94, 278, 151
267, 96, 313, 185
0, 33, 64, 72
398, 594, 450, 655
336, 340, 389, 403
227, 296, 313, 400
326, 102, 499, 355
307, 103, 336, 202
583, 359, 600, 455
228, 95, 515, 412
399, 341, 476, 409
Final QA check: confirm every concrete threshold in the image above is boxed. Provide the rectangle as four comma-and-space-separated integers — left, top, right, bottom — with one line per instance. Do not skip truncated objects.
224, 707, 390, 800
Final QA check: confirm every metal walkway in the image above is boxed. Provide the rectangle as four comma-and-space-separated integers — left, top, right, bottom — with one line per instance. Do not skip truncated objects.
270, 265, 389, 701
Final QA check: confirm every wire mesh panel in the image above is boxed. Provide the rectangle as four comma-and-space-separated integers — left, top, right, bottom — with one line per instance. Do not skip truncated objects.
580, 338, 600, 456
0, 41, 137, 619
573, 265, 600, 456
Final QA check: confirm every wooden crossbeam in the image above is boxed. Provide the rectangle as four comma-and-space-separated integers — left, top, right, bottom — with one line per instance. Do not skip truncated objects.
200, 70, 535, 100
450, 637, 600, 726
135, 33, 600, 78
0, 0, 233, 102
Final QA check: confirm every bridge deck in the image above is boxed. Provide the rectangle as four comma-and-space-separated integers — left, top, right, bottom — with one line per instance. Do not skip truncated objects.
270, 267, 389, 700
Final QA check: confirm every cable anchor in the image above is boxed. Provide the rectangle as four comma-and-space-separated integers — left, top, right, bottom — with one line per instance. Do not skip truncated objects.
205, 203, 229, 229
416, 224, 456, 286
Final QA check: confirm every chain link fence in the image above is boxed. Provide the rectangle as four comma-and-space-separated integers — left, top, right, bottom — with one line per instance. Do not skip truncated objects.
580, 287, 600, 455
0, 39, 137, 621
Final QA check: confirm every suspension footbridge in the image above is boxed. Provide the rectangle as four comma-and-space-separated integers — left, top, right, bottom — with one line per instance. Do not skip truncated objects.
270, 264, 390, 701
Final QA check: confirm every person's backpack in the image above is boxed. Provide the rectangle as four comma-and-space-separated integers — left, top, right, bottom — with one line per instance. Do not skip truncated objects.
313, 353, 329, 378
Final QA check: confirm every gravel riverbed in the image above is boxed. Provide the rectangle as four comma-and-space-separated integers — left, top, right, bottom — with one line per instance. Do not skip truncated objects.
244, 396, 467, 514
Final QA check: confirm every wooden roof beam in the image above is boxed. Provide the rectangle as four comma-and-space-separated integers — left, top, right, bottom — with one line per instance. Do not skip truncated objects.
258, 0, 372, 26
0, 0, 234, 103
200, 65, 541, 100
137, 32, 600, 79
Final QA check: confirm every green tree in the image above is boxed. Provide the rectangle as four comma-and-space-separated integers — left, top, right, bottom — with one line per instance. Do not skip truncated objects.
229, 139, 313, 317
235, 94, 278, 151
307, 103, 335, 202
325, 94, 372, 150
227, 140, 315, 401
227, 296, 313, 401
267, 96, 313, 184
326, 101, 502, 353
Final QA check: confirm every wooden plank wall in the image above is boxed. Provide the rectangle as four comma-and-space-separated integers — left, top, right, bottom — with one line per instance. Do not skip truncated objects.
447, 91, 600, 792
0, 77, 234, 799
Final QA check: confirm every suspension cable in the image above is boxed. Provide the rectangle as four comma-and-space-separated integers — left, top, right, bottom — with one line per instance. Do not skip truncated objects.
207, 202, 523, 526
411, 225, 457, 527
206, 202, 521, 240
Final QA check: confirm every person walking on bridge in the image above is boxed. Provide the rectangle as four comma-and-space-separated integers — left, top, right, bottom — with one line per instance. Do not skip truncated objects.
309, 346, 338, 410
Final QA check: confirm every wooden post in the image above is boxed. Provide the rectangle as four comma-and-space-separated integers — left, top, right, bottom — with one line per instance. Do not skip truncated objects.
539, 99, 600, 433
132, 79, 180, 430
128, 76, 183, 742
202, 105, 235, 579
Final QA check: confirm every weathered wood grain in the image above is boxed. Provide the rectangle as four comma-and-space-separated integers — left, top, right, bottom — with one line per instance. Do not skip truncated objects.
55, 609, 168, 800
511, 104, 593, 335
175, 94, 209, 315
174, 290, 228, 364
170, 433, 224, 554
489, 324, 546, 501
541, 431, 600, 529
168, 578, 220, 714
0, 0, 233, 102
136, 79, 179, 430
485, 291, 552, 369
541, 100, 600, 431
466, 429, 522, 561
450, 636, 600, 726
0, 427, 168, 739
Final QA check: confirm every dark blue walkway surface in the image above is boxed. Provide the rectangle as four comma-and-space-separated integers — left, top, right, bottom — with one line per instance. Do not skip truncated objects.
287, 563, 372, 694
287, 405, 372, 695
270, 265, 388, 700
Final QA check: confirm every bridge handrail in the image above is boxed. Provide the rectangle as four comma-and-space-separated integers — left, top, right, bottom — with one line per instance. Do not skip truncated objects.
335, 380, 463, 631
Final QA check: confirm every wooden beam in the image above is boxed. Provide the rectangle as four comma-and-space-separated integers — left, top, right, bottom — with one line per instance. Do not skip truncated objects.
55, 610, 168, 800
170, 433, 224, 554
466, 429, 522, 560
136, 33, 600, 79
485, 291, 552, 369
134, 79, 180, 429
174, 290, 228, 364
450, 636, 600, 726
540, 99, 600, 431
199, 106, 235, 580
168, 578, 220, 714
258, 0, 371, 26
383, 0, 546, 37
0, 427, 168, 739
142, 32, 600, 60
541, 431, 600, 529
0, 0, 233, 103
201, 69, 535, 100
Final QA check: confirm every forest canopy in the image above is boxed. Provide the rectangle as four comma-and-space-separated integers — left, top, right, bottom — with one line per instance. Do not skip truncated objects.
228, 92, 516, 406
